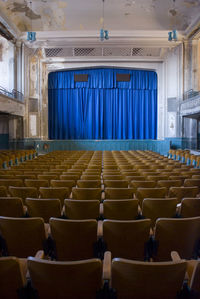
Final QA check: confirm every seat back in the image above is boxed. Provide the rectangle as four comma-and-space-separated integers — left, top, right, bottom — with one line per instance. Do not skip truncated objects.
50, 180, 75, 192
105, 188, 134, 199
169, 187, 199, 203
25, 179, 49, 189
28, 257, 102, 299
39, 187, 70, 205
0, 257, 26, 299
103, 219, 151, 260
154, 217, 200, 261
77, 180, 101, 188
26, 198, 61, 222
0, 179, 23, 190
0, 216, 46, 257
142, 198, 177, 227
65, 199, 100, 219
0, 197, 24, 217
104, 180, 129, 188
50, 218, 97, 260
8, 187, 38, 204
136, 187, 167, 206
130, 181, 156, 194
0, 186, 8, 197
180, 198, 200, 218
157, 180, 182, 194
103, 199, 139, 220
112, 258, 186, 299
72, 187, 102, 200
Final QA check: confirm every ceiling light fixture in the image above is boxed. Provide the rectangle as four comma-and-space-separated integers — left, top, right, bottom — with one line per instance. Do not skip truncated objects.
168, 0, 177, 42
27, 1, 36, 42
100, 0, 109, 41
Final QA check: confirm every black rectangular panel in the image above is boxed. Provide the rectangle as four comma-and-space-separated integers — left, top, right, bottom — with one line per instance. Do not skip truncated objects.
74, 74, 88, 82
116, 74, 130, 82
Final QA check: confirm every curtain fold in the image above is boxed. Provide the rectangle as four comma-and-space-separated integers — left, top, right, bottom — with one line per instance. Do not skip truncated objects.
48, 68, 157, 140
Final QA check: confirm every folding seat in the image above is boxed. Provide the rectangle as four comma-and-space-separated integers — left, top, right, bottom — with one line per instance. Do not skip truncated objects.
103, 199, 139, 220
179, 198, 200, 218
111, 257, 186, 299
72, 187, 102, 200
168, 186, 199, 203
130, 181, 157, 194
26, 198, 62, 223
103, 219, 151, 260
50, 218, 98, 260
104, 180, 129, 188
142, 198, 177, 227
184, 179, 200, 191
28, 256, 102, 299
65, 199, 100, 219
105, 187, 134, 199
37, 174, 59, 183
0, 179, 23, 191
80, 174, 101, 180
25, 179, 49, 190
136, 187, 167, 207
0, 216, 46, 257
102, 170, 121, 174
83, 169, 101, 174
60, 174, 80, 182
169, 175, 190, 184
0, 186, 8, 197
121, 171, 140, 176
0, 257, 27, 299
157, 180, 182, 194
15, 174, 36, 182
103, 175, 124, 180
125, 175, 146, 183
77, 180, 101, 188
0, 197, 24, 217
146, 175, 170, 182
153, 217, 200, 261
8, 186, 38, 204
50, 179, 76, 192
192, 175, 200, 180
39, 187, 70, 205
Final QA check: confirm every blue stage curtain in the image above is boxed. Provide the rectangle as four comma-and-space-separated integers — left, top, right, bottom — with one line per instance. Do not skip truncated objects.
48, 68, 157, 140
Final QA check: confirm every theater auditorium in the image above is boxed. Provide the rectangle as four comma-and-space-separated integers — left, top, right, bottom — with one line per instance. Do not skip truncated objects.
0, 0, 200, 298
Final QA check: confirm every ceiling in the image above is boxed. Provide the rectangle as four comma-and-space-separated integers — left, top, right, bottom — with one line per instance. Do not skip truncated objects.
0, 0, 199, 33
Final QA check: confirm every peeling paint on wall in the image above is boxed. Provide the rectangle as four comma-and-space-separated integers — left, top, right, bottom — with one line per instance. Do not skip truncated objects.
11, 2, 41, 20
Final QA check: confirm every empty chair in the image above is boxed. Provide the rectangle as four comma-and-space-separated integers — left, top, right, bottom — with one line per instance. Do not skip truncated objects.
72, 187, 102, 200
0, 186, 8, 197
8, 186, 38, 204
157, 180, 182, 194
26, 198, 62, 223
130, 181, 157, 194
50, 180, 76, 192
0, 179, 23, 190
105, 188, 134, 199
103, 175, 124, 180
0, 197, 24, 217
60, 174, 80, 182
28, 257, 102, 299
103, 199, 139, 220
111, 257, 186, 299
37, 174, 59, 183
169, 186, 199, 203
39, 187, 70, 205
77, 180, 101, 188
80, 175, 101, 180
184, 179, 200, 191
153, 217, 200, 261
50, 218, 98, 260
146, 175, 169, 182
179, 198, 200, 218
103, 219, 151, 260
0, 216, 46, 257
136, 187, 167, 207
25, 179, 49, 190
125, 176, 146, 183
16, 174, 36, 182
192, 175, 200, 180
104, 180, 129, 188
0, 257, 27, 299
65, 199, 100, 219
142, 198, 177, 227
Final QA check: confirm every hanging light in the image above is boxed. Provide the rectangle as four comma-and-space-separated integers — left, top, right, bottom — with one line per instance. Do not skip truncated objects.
100, 0, 109, 41
168, 0, 178, 42
27, 1, 36, 42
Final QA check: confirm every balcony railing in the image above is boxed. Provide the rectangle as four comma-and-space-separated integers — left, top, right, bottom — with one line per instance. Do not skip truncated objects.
0, 86, 24, 102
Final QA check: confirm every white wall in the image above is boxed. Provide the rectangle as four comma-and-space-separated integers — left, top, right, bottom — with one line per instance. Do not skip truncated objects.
0, 36, 14, 92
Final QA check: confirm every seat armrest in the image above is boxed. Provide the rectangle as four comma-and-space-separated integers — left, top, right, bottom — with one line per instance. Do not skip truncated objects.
97, 220, 103, 238
100, 203, 103, 216
35, 250, 45, 259
103, 251, 112, 281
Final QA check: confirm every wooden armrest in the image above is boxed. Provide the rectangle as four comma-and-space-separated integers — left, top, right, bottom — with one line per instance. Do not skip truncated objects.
97, 220, 103, 238
100, 203, 103, 216
23, 205, 27, 215
103, 251, 112, 281
35, 250, 45, 259
187, 260, 199, 285
171, 251, 181, 262
19, 258, 28, 282
101, 192, 105, 201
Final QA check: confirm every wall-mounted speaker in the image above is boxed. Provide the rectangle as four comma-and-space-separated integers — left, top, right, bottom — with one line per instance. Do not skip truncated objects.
74, 74, 88, 82
116, 74, 130, 82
